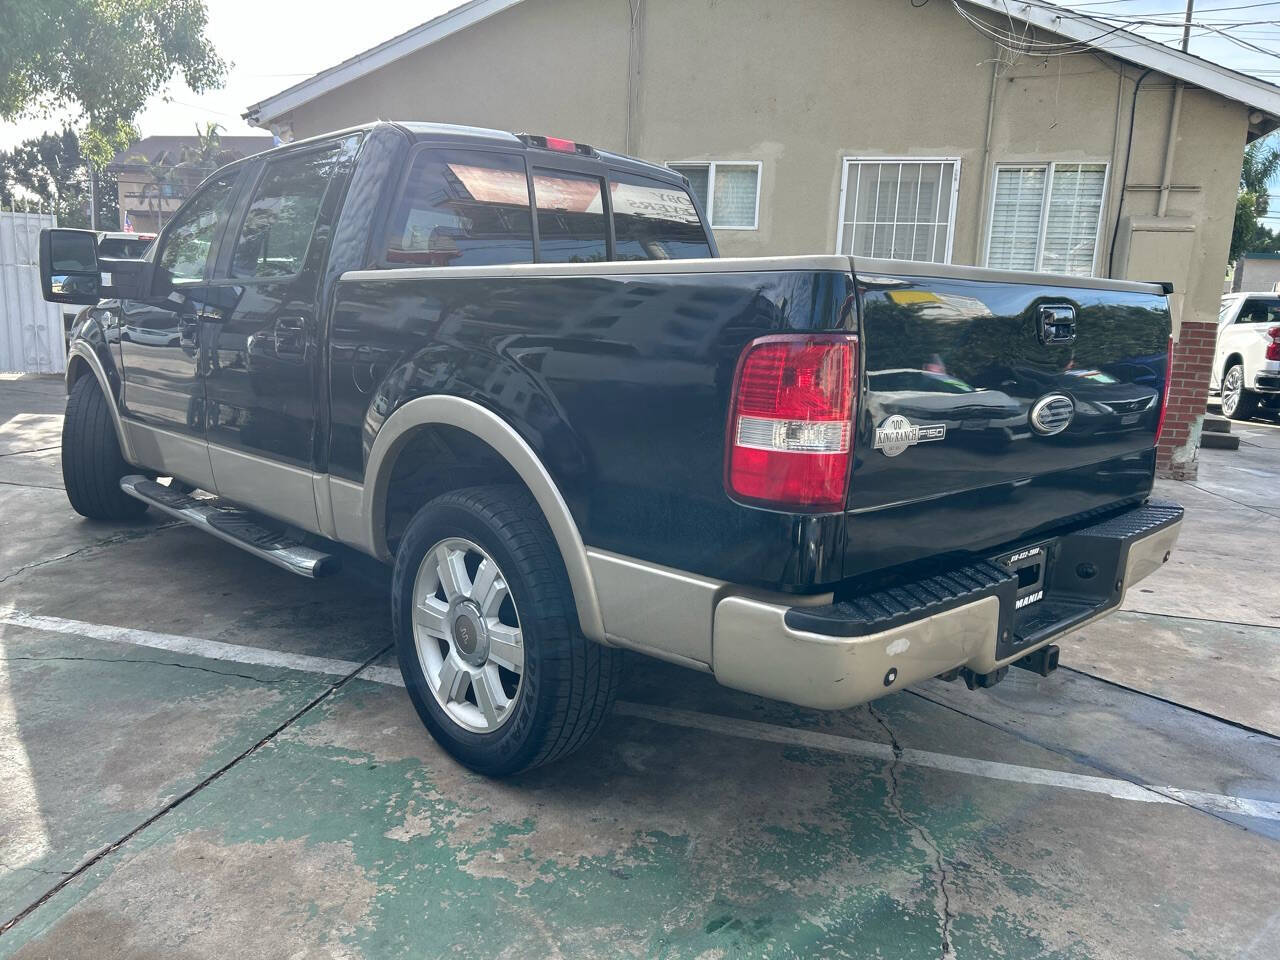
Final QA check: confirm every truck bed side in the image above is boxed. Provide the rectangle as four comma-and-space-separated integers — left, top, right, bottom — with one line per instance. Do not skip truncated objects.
328, 258, 855, 588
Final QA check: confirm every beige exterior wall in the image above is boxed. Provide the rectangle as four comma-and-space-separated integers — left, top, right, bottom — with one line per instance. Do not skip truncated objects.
277, 0, 1250, 337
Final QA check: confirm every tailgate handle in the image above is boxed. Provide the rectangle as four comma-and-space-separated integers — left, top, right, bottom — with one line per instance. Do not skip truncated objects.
1037, 304, 1077, 345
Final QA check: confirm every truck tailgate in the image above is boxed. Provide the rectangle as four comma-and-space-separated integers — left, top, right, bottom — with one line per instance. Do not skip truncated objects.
843, 262, 1171, 581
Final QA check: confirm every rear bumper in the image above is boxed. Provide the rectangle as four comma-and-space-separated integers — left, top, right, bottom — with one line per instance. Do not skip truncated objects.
1254, 373, 1280, 393
711, 499, 1183, 710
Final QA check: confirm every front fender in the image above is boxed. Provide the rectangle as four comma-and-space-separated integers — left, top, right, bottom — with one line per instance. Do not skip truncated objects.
65, 308, 134, 464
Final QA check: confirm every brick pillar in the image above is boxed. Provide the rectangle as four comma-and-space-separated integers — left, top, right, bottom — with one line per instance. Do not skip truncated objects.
1156, 319, 1216, 480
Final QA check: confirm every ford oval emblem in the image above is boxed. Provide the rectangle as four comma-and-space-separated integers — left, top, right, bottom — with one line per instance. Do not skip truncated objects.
1029, 394, 1074, 436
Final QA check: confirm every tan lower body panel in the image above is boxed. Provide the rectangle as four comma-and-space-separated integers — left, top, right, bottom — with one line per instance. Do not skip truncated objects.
711, 517, 1182, 711
123, 420, 217, 491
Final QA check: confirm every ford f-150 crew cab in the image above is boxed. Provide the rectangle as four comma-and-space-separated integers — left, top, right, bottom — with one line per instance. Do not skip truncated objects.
40, 122, 1183, 776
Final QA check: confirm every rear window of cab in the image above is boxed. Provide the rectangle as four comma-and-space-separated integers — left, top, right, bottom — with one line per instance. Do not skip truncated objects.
381, 147, 712, 267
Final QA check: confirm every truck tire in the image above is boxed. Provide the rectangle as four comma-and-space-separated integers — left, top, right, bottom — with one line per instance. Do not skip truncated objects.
391, 485, 622, 776
61, 375, 149, 522
1221, 362, 1259, 421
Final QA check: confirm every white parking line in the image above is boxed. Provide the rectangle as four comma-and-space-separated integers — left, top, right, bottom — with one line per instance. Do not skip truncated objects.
0, 611, 405, 687
4, 610, 1278, 822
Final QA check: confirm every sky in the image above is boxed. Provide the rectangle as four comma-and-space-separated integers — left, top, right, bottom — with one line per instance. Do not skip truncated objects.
1, 0, 1278, 212
0, 0, 457, 147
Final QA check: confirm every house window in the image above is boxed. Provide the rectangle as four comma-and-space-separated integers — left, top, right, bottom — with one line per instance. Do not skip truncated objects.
987, 163, 1108, 276
836, 159, 960, 263
667, 161, 760, 229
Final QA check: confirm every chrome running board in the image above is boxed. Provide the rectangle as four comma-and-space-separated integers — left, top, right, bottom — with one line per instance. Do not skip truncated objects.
119, 475, 340, 578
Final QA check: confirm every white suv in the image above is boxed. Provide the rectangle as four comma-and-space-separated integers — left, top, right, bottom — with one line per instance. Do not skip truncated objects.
1213, 293, 1280, 420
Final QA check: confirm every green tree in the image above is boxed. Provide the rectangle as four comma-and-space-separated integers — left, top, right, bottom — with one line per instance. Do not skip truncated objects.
1231, 137, 1280, 264
0, 127, 118, 228
0, 0, 226, 168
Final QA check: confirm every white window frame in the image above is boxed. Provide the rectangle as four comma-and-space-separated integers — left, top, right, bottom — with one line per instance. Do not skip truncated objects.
834, 157, 962, 264
985, 161, 1111, 276
666, 160, 762, 231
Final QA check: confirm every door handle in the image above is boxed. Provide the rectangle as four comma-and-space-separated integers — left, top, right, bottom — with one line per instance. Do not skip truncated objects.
1037, 304, 1077, 345
178, 315, 199, 347
273, 316, 307, 361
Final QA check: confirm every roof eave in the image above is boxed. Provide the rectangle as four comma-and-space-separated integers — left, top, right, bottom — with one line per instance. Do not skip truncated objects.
244, 0, 526, 125
959, 0, 1280, 121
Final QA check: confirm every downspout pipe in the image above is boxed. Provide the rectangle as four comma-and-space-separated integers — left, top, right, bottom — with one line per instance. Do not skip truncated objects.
1158, 82, 1184, 218
972, 48, 999, 263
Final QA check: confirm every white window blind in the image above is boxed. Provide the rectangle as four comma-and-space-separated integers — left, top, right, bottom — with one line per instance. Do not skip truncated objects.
836, 159, 959, 263
988, 163, 1107, 276
988, 167, 1045, 272
668, 161, 760, 229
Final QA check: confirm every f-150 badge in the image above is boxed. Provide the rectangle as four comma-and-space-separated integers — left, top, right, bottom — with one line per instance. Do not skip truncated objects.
873, 414, 947, 457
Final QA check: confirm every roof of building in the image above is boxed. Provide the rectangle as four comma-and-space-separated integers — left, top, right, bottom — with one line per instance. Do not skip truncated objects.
244, 0, 1280, 129
1241, 251, 1280, 260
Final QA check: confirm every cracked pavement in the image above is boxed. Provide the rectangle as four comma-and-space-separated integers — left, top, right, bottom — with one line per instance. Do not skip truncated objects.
0, 374, 1277, 959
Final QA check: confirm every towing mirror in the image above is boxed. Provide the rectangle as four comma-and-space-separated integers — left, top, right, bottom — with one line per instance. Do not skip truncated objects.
38, 228, 151, 304
39, 228, 100, 304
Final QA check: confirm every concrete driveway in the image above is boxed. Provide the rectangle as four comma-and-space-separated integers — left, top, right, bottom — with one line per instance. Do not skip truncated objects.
1, 373, 1277, 959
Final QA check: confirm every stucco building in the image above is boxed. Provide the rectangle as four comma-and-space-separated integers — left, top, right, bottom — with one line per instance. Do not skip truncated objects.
244, 0, 1280, 478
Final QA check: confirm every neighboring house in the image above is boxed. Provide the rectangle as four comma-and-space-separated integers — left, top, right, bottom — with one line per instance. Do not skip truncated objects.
107, 135, 272, 234
1232, 251, 1280, 292
242, 0, 1280, 479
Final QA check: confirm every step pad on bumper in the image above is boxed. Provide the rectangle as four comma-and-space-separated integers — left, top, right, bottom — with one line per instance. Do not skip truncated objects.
785, 499, 1184, 645
785, 562, 1016, 638
120, 476, 339, 579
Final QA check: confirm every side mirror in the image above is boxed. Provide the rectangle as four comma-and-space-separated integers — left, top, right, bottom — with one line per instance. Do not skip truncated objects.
39, 228, 101, 305
39, 228, 152, 305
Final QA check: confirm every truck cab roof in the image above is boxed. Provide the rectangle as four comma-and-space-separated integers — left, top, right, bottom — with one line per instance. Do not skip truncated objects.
242, 120, 689, 188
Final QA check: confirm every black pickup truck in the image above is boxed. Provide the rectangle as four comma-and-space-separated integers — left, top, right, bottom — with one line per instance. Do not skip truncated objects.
40, 121, 1182, 776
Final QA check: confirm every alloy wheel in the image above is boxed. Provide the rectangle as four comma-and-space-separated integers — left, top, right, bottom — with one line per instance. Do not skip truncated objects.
1222, 366, 1242, 417
412, 537, 525, 733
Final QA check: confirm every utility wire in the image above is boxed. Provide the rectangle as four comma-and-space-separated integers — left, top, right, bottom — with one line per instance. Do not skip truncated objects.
953, 0, 1280, 65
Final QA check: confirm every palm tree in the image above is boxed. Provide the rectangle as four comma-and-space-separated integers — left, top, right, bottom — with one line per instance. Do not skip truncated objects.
129, 149, 179, 231
181, 122, 225, 175
1231, 137, 1280, 263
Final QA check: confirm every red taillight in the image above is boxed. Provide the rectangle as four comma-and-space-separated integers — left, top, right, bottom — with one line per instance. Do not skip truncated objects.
1154, 335, 1174, 446
544, 136, 577, 153
1267, 325, 1280, 361
725, 334, 857, 511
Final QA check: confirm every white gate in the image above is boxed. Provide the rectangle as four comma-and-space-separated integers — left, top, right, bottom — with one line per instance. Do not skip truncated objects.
0, 209, 65, 374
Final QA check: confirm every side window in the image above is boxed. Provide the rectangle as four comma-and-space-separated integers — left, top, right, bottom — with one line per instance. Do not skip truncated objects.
157, 173, 239, 283
610, 172, 712, 260
230, 144, 345, 279
384, 149, 533, 267
532, 168, 608, 264
1238, 298, 1280, 324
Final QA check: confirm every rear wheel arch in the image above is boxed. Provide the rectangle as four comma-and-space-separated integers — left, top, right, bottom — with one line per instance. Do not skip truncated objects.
363, 396, 606, 642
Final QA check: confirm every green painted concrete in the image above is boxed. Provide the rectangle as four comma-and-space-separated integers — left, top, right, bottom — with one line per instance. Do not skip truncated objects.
4, 678, 1277, 959
0, 625, 337, 914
